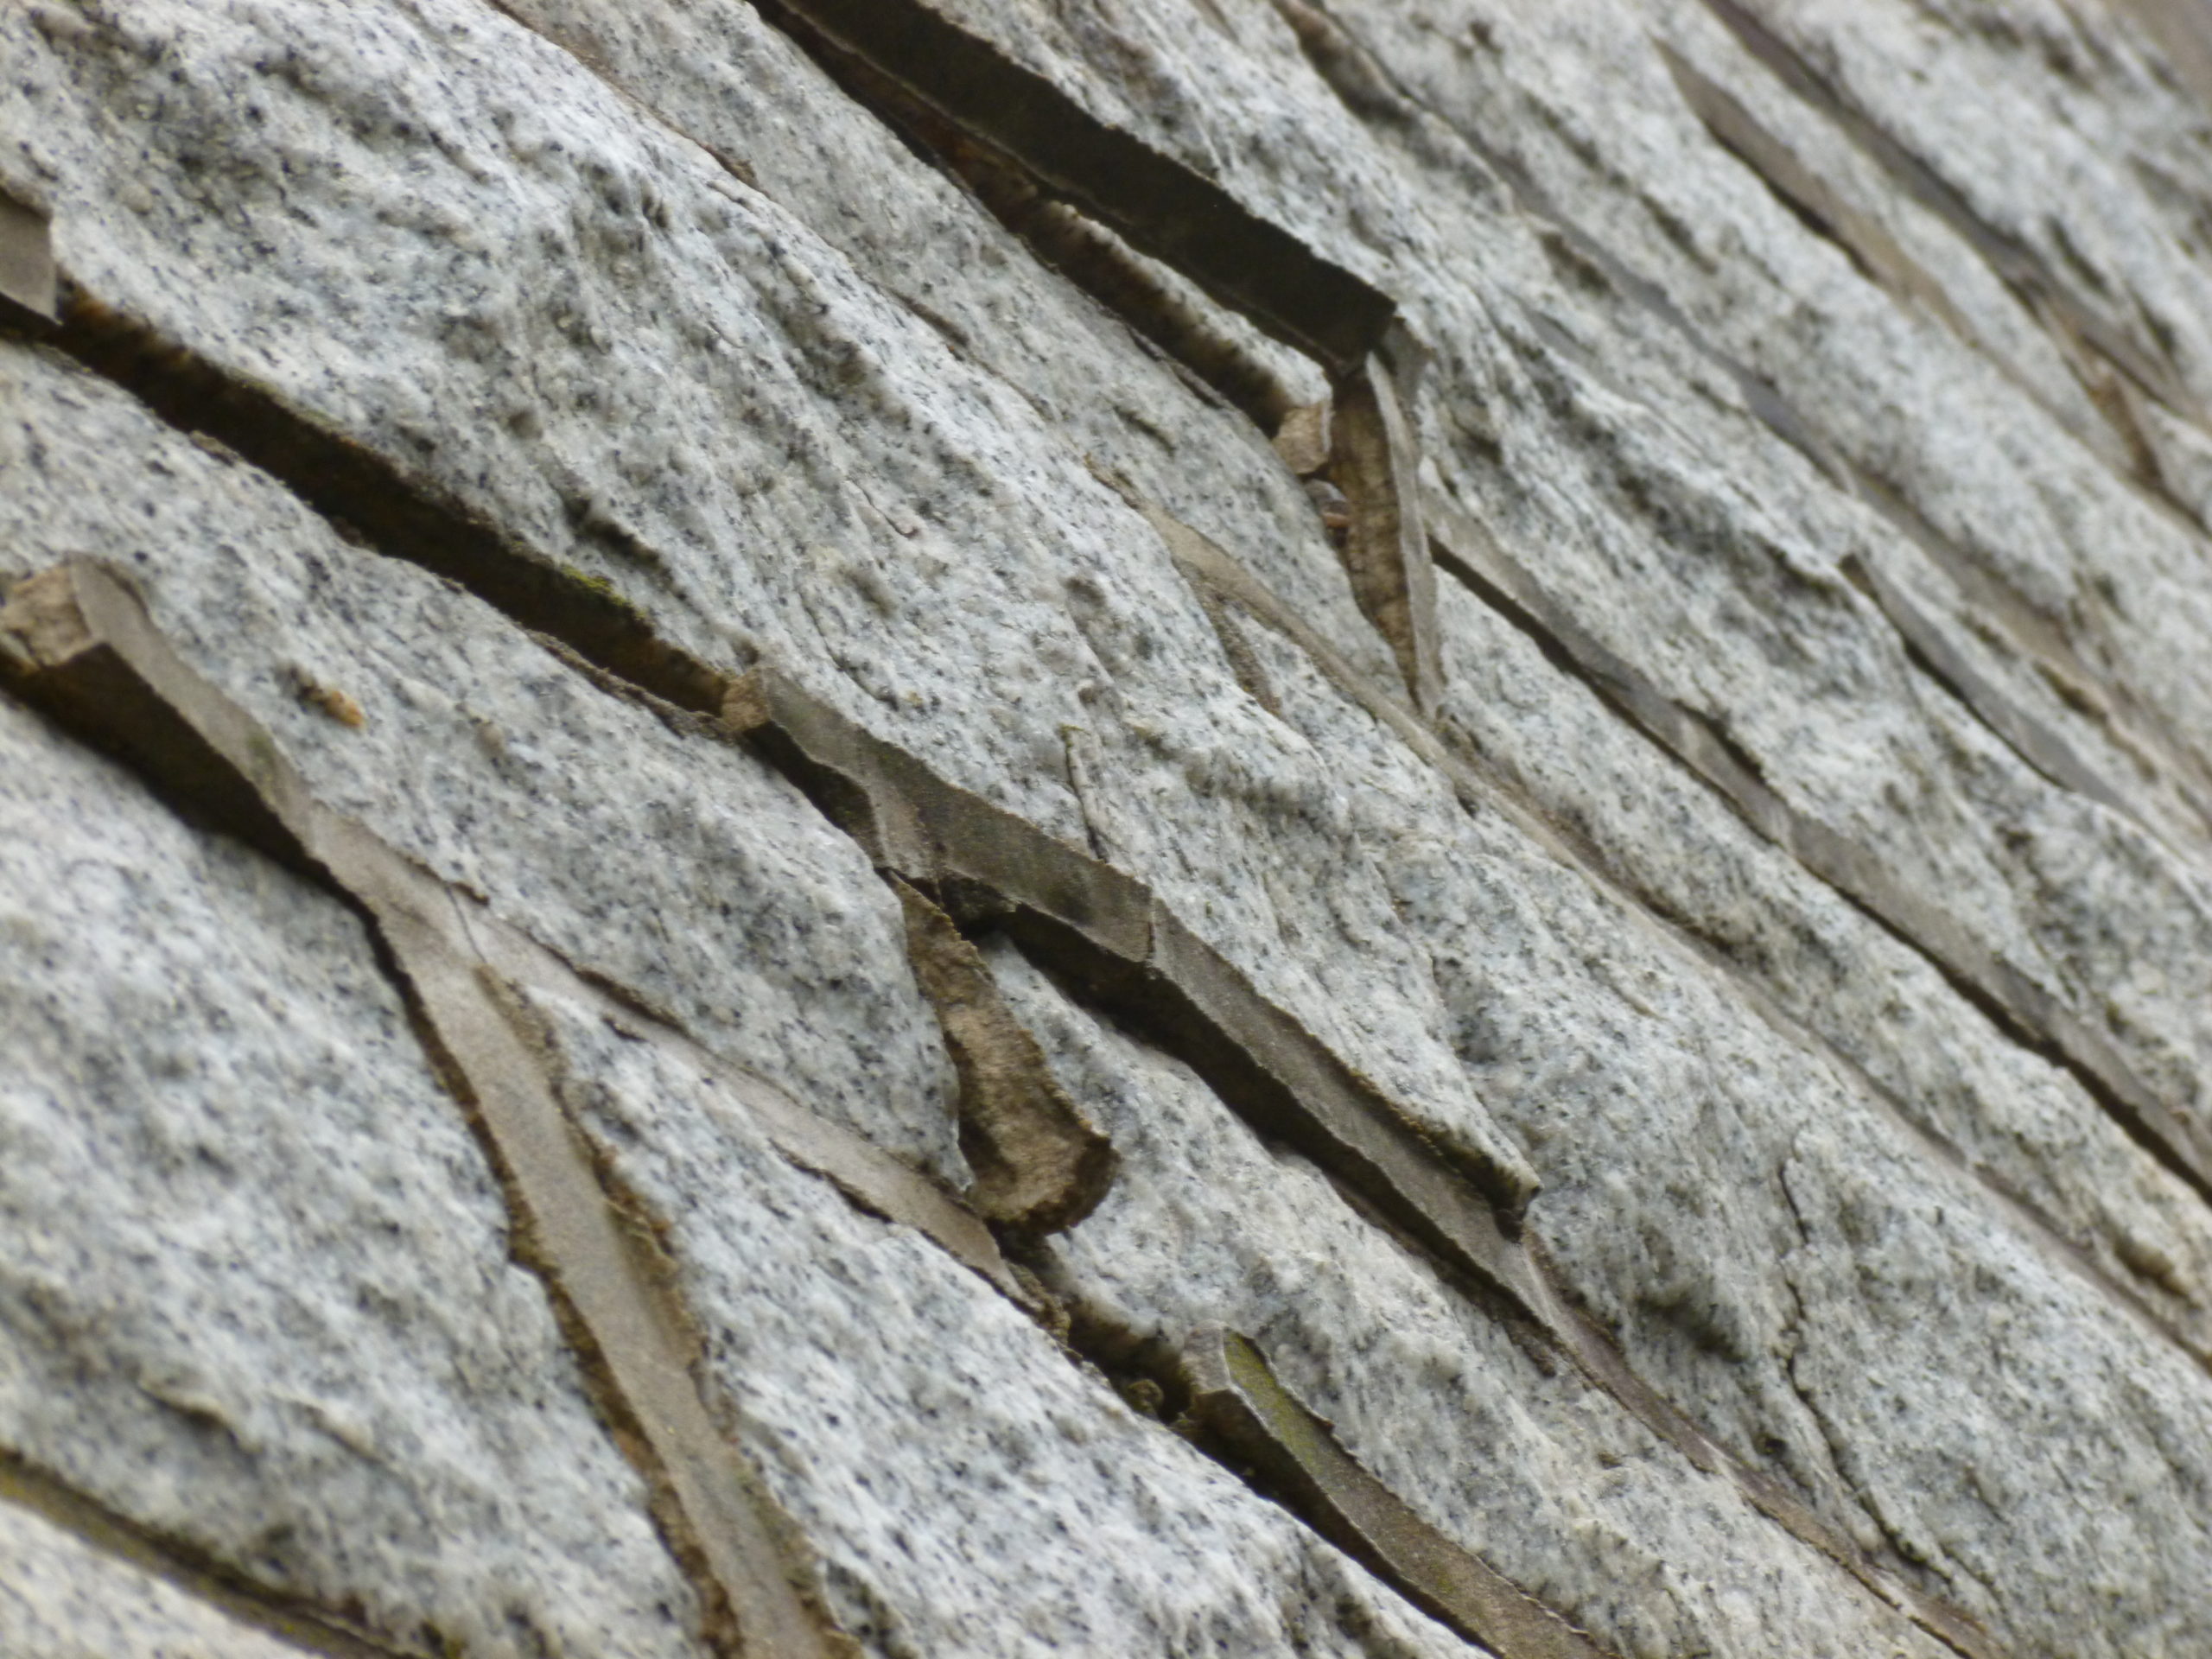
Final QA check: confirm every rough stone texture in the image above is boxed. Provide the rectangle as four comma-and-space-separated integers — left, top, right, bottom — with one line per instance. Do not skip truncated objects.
0, 693, 706, 1656
5, 0, 2212, 1652
520, 979, 1477, 1659
1429, 575, 2212, 1352
0, 339, 963, 1187
1223, 596, 2212, 1659
894, 0, 2212, 1167
983, 935, 1948, 1659
0, 0, 1535, 1197
0, 1497, 327, 1659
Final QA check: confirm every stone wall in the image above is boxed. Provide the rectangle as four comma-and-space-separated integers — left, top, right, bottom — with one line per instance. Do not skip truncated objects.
4, 2, 2212, 1654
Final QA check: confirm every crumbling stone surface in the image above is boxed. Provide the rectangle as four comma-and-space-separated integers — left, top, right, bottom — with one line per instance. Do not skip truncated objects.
5, 0, 2212, 1652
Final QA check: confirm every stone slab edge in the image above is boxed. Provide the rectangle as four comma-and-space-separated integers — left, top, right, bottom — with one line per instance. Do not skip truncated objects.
752, 0, 1395, 377
1181, 1326, 1618, 1659
1331, 341, 1443, 714
0, 186, 56, 334
719, 616, 2007, 1659
0, 559, 855, 1659
0, 1452, 403, 1659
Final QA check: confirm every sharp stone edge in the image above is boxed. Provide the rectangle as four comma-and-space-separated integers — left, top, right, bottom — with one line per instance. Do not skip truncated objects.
1179, 1328, 1620, 1659
1696, 0, 2202, 427
0, 415, 1612, 1654
1649, 33, 2212, 841
0, 185, 56, 334
753, 0, 1397, 379
1281, 0, 2212, 852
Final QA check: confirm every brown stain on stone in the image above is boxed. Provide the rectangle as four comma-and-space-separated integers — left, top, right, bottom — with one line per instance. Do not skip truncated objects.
891, 874, 1117, 1235
1330, 341, 1442, 715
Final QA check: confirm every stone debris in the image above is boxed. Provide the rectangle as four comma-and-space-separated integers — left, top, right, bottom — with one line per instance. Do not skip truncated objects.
3, 1, 2212, 1656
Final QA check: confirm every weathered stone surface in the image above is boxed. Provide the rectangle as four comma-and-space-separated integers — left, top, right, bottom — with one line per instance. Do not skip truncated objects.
6, 0, 2212, 1650
0, 693, 706, 1656
0, 0, 1540, 1198
915, 0, 2212, 1295
1428, 574, 2212, 1353
1219, 598, 2212, 1659
981, 936, 1950, 1659
0, 340, 963, 1186
0, 1496, 330, 1659
484, 0, 1386, 684
518, 978, 1480, 1659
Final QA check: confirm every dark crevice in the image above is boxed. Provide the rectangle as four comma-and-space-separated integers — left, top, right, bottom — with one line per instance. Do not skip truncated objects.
1845, 460, 2212, 835
14, 195, 2027, 1646
749, 0, 1395, 379
49, 290, 731, 719
9, 334, 2008, 1647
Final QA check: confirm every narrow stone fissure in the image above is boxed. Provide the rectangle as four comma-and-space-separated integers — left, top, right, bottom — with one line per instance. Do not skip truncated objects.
0, 1452, 413, 1659
747, 0, 1397, 379
47, 295, 732, 720
1135, 485, 2212, 1397
1843, 460, 2212, 838
1770, 1160, 1997, 1621
1656, 36, 2196, 514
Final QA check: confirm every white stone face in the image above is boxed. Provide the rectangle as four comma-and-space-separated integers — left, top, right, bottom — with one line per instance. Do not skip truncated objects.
1226, 608, 2212, 1659
982, 935, 1949, 1659
519, 982, 1478, 1659
0, 341, 964, 1186
0, 1497, 324, 1659
890, 0, 2212, 1178
3, 0, 2212, 1652
1429, 576, 2212, 1346
0, 696, 705, 1657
